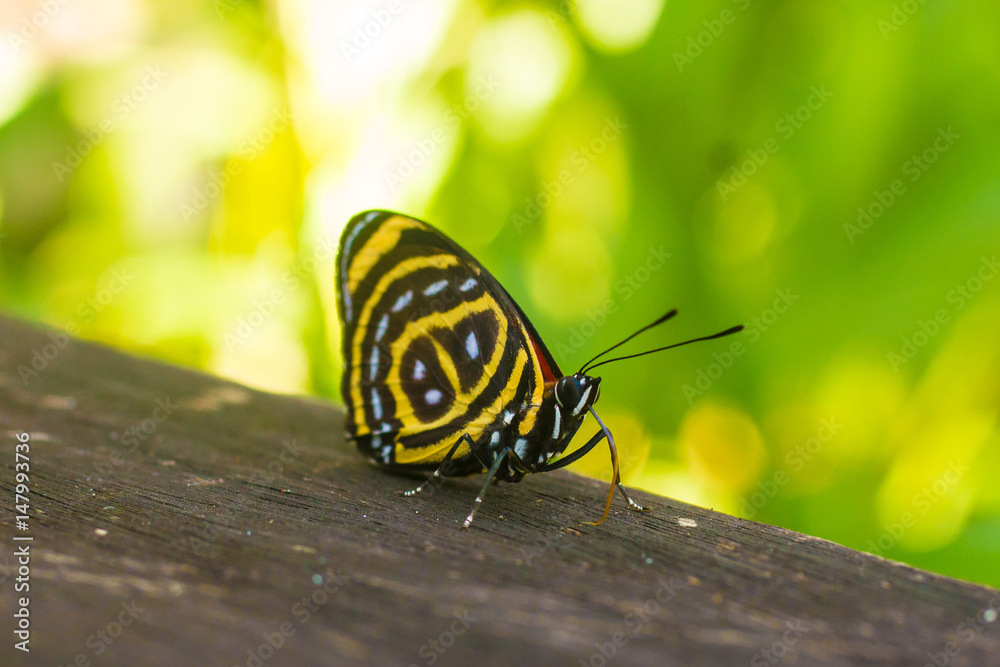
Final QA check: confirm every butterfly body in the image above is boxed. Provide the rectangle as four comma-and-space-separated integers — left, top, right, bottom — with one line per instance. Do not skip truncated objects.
334, 210, 745, 528
335, 210, 632, 526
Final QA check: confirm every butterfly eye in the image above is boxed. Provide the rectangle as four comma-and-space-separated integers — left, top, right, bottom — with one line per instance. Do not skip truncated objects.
554, 376, 582, 408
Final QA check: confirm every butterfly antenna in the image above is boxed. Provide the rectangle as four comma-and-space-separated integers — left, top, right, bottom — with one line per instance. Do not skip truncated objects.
583, 324, 744, 373
579, 309, 679, 374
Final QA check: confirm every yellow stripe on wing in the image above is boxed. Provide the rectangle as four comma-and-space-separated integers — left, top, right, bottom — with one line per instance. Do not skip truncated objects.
350, 253, 461, 435
516, 318, 546, 436
393, 347, 529, 465
385, 294, 506, 431
346, 214, 424, 296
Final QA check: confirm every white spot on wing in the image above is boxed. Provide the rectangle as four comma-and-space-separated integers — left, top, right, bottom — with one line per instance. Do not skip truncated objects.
340, 214, 379, 322
375, 314, 389, 341
369, 347, 380, 380
490, 431, 500, 446
391, 290, 413, 312
371, 388, 383, 420
459, 278, 477, 292
466, 331, 479, 359
425, 389, 442, 405
552, 408, 562, 439
424, 279, 448, 296
413, 360, 426, 381
503, 410, 514, 425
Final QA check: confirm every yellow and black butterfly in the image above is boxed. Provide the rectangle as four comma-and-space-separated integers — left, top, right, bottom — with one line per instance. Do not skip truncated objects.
336, 210, 741, 529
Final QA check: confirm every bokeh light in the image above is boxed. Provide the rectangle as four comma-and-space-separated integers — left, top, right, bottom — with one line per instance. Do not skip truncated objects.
1, 0, 998, 588
573, 0, 666, 53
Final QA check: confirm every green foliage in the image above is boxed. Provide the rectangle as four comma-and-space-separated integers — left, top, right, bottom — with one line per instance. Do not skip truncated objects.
1, 0, 998, 587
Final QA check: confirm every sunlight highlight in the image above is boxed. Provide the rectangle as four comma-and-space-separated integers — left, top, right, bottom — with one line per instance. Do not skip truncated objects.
466, 9, 575, 142
682, 401, 766, 492
573, 0, 665, 53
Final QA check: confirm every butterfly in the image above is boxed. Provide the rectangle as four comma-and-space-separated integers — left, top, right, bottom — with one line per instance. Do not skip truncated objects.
335, 210, 742, 529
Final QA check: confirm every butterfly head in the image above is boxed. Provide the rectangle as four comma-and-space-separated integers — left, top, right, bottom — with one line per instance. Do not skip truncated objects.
524, 373, 601, 470
554, 373, 601, 420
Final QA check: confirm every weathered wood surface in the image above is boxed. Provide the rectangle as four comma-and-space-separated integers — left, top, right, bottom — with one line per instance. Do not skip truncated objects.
0, 314, 998, 667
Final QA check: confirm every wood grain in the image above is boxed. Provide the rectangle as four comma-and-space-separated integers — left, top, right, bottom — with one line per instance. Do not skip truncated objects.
0, 315, 997, 666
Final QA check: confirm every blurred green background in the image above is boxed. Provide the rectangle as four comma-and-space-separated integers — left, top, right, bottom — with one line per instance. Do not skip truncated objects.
1, 0, 998, 588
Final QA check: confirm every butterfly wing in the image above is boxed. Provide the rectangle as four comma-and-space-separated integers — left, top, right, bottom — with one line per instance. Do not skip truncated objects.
336, 210, 561, 469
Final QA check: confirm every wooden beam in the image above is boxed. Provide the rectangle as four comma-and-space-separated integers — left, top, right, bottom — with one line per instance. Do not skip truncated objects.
0, 315, 997, 665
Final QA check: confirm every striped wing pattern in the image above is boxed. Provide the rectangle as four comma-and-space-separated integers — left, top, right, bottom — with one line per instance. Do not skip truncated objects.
336, 211, 561, 472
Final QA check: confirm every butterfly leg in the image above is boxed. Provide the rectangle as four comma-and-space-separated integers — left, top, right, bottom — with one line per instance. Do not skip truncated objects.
461, 448, 509, 530
538, 429, 606, 472
540, 427, 648, 513
399, 433, 474, 497
586, 407, 649, 514
614, 478, 648, 512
